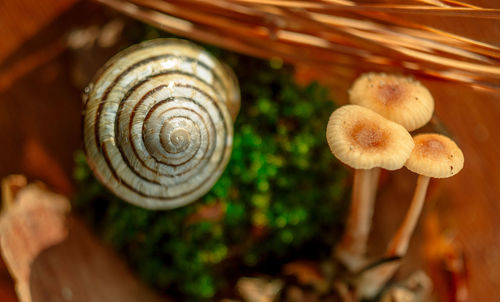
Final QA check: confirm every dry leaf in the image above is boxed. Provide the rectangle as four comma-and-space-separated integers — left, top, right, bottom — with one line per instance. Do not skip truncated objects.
0, 179, 70, 302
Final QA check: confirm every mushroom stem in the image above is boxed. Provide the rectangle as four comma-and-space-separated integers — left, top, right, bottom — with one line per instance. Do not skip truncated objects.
366, 167, 380, 238
370, 168, 381, 199
355, 257, 402, 299
356, 175, 430, 299
336, 168, 373, 271
386, 175, 430, 257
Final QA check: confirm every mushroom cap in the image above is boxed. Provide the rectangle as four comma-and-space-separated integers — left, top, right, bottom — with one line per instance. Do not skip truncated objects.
349, 73, 434, 131
405, 133, 464, 178
326, 105, 414, 170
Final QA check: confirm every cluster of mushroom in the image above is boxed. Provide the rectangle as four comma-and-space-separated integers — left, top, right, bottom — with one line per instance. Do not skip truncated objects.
326, 73, 464, 298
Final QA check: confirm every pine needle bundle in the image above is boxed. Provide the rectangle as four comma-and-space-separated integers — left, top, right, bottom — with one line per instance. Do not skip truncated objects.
96, 0, 499, 93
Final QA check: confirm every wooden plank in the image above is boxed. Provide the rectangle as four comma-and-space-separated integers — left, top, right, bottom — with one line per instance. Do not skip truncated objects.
0, 0, 78, 63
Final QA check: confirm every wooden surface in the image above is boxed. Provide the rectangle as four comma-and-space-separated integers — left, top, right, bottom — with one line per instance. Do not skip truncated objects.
0, 1, 106, 196
0, 1, 499, 301
424, 82, 500, 302
30, 217, 166, 302
0, 0, 77, 63
0, 1, 100, 301
0, 179, 166, 302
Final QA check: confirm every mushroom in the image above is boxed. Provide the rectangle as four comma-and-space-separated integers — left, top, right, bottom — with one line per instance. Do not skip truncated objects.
326, 105, 414, 271
347, 72, 435, 266
357, 133, 463, 299
386, 133, 464, 257
349, 73, 434, 132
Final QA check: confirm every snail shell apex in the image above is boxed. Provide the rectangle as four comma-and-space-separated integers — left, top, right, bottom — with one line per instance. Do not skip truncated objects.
83, 39, 240, 209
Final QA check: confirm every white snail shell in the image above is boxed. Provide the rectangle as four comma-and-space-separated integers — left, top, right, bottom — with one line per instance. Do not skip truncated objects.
83, 39, 240, 209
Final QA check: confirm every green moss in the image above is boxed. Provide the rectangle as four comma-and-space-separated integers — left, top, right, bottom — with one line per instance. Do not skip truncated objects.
73, 28, 348, 301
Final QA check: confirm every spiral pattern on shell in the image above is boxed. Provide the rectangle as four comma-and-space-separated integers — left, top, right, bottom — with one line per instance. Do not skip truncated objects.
83, 39, 240, 209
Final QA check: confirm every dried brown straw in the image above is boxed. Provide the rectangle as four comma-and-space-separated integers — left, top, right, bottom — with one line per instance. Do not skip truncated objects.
96, 0, 500, 91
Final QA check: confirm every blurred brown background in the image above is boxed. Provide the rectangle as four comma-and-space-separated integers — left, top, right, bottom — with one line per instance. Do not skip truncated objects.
0, 0, 499, 301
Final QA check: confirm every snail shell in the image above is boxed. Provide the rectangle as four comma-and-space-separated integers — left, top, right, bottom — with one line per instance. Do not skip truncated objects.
83, 39, 240, 209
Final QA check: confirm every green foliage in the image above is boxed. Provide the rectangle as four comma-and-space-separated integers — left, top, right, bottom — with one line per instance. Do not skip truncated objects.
73, 33, 348, 301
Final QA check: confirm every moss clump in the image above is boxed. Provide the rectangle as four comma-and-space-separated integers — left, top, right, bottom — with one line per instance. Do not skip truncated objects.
73, 32, 347, 301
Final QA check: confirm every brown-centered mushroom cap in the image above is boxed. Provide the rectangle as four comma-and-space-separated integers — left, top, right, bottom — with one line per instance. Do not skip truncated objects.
349, 73, 434, 131
326, 105, 414, 170
405, 133, 464, 178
